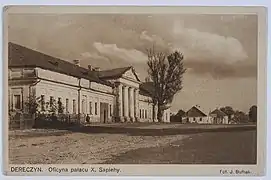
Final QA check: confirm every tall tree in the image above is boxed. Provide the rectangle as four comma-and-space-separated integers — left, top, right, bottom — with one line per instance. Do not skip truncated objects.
146, 47, 186, 122
249, 105, 257, 122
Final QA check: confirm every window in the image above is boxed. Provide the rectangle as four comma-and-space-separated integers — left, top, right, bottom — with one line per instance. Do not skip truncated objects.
139, 109, 141, 118
193, 117, 196, 122
41, 95, 45, 111
12, 69, 23, 78
110, 104, 112, 116
95, 102, 98, 115
73, 99, 76, 114
199, 117, 202, 121
82, 99, 86, 114
14, 95, 21, 109
145, 110, 147, 119
66, 99, 69, 113
58, 98, 63, 113
89, 102, 92, 115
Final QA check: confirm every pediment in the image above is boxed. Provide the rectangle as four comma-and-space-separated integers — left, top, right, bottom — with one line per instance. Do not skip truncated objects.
122, 68, 140, 82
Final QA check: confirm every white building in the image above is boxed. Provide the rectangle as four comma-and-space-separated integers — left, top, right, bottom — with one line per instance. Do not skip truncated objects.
209, 109, 229, 124
185, 106, 210, 124
181, 106, 229, 124
8, 42, 171, 124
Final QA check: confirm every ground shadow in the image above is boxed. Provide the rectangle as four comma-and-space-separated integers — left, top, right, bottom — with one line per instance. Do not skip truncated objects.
101, 130, 257, 164
29, 122, 257, 137
66, 125, 256, 136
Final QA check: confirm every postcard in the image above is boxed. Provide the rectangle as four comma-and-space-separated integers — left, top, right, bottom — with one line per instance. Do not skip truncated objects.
3, 5, 267, 176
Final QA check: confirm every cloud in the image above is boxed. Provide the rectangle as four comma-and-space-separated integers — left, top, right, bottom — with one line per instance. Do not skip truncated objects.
93, 42, 148, 63
171, 20, 253, 79
185, 61, 257, 79
8, 14, 256, 79
80, 51, 110, 62
139, 31, 171, 49
172, 21, 248, 64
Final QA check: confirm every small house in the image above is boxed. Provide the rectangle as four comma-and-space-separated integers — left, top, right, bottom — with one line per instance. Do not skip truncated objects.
185, 106, 209, 124
170, 109, 186, 123
209, 109, 229, 124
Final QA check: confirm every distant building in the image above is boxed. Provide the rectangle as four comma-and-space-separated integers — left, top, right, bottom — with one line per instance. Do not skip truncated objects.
209, 109, 229, 124
185, 106, 209, 124
170, 109, 186, 123
8, 42, 171, 125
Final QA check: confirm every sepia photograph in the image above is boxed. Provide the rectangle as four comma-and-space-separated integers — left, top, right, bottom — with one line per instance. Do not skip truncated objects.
3, 6, 267, 176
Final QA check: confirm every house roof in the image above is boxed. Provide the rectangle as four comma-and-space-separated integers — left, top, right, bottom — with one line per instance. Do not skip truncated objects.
210, 109, 227, 117
176, 109, 186, 117
97, 66, 141, 81
186, 106, 207, 117
8, 42, 113, 87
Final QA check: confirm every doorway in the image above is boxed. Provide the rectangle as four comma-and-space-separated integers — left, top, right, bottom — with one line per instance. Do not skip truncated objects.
100, 102, 109, 123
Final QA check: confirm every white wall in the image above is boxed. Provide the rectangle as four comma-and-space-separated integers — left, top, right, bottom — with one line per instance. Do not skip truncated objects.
35, 80, 78, 113
138, 99, 153, 122
163, 108, 171, 123
37, 68, 79, 86
35, 80, 115, 122
188, 116, 209, 124
34, 68, 115, 123
209, 116, 229, 124
9, 67, 173, 124
138, 94, 171, 123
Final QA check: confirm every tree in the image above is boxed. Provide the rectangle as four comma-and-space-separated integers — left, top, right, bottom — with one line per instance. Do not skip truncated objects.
220, 106, 235, 122
249, 105, 257, 122
57, 99, 65, 114
233, 110, 249, 124
24, 95, 41, 116
146, 47, 186, 122
46, 97, 57, 114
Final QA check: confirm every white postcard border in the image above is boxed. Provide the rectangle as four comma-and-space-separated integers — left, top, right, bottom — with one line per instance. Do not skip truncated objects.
2, 5, 267, 176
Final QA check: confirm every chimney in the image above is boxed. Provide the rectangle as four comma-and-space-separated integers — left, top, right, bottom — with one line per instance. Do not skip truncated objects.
73, 59, 80, 66
93, 67, 100, 71
88, 65, 93, 71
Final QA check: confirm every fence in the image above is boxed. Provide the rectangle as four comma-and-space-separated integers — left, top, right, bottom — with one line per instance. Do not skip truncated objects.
8, 112, 89, 130
9, 113, 35, 130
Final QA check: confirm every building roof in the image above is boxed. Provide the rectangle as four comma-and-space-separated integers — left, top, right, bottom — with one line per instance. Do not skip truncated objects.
210, 109, 227, 117
186, 106, 207, 117
176, 109, 186, 117
97, 66, 141, 81
8, 42, 113, 87
139, 82, 155, 97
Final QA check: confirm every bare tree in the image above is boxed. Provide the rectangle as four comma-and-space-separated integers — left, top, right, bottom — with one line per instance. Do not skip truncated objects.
146, 47, 186, 122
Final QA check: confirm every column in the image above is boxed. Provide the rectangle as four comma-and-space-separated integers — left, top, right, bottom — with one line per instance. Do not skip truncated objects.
129, 87, 135, 122
134, 89, 139, 122
117, 84, 124, 122
123, 85, 129, 121
154, 105, 158, 122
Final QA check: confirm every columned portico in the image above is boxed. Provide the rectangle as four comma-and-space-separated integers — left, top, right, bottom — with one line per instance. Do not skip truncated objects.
113, 67, 143, 123
116, 82, 140, 122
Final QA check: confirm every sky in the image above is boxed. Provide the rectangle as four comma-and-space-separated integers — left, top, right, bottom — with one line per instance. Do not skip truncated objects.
8, 13, 258, 114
